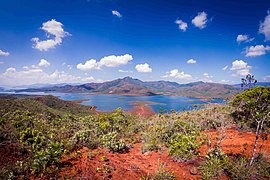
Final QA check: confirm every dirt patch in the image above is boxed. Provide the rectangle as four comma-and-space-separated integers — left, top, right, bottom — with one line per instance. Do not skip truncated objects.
58, 143, 199, 180
129, 105, 155, 117
57, 128, 270, 180
200, 128, 270, 158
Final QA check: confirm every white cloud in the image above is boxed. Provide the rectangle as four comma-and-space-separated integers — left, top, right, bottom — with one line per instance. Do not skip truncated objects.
99, 54, 133, 67
163, 69, 192, 80
38, 59, 50, 67
0, 62, 4, 65
32, 19, 70, 51
175, 19, 188, 32
236, 34, 253, 43
112, 10, 122, 18
192, 12, 208, 29
264, 75, 270, 81
230, 60, 251, 77
222, 65, 228, 71
259, 11, 270, 41
81, 76, 95, 82
202, 73, 213, 82
77, 59, 100, 71
230, 60, 249, 70
77, 54, 133, 71
221, 80, 230, 83
186, 58, 196, 64
245, 45, 270, 57
0, 67, 95, 86
135, 63, 152, 73
118, 69, 133, 73
62, 62, 72, 70
0, 50, 10, 56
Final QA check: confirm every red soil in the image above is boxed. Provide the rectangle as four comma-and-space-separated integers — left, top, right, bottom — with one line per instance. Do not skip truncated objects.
59, 143, 200, 180
57, 128, 270, 180
129, 105, 155, 116
1, 127, 269, 179
200, 127, 270, 158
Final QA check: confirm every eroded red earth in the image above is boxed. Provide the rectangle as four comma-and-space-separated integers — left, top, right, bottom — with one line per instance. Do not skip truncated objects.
57, 127, 270, 180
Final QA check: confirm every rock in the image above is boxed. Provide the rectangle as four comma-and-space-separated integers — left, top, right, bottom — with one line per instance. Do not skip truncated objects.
190, 167, 198, 175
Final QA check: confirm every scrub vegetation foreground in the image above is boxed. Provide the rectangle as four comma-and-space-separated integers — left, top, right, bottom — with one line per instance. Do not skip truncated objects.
0, 86, 270, 179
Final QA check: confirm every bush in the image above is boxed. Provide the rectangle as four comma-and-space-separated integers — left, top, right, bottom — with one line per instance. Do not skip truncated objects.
66, 129, 98, 151
31, 141, 63, 177
231, 86, 270, 129
101, 131, 127, 153
199, 147, 228, 180
226, 153, 270, 180
168, 120, 204, 161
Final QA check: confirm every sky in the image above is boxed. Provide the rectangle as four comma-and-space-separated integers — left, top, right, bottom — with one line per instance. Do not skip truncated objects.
0, 0, 270, 87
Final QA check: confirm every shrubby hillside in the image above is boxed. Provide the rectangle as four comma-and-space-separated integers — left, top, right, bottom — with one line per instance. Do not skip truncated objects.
0, 87, 270, 179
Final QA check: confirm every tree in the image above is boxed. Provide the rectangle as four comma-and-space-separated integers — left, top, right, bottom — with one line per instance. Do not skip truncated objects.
241, 74, 257, 89
232, 86, 270, 166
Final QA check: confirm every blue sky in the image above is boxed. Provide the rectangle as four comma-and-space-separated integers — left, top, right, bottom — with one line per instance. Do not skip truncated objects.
0, 0, 270, 87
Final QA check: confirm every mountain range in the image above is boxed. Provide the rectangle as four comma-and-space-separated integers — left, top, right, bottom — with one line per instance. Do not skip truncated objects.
14, 77, 244, 99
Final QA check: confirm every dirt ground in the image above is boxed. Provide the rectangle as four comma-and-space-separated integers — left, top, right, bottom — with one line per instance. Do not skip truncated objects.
57, 127, 270, 180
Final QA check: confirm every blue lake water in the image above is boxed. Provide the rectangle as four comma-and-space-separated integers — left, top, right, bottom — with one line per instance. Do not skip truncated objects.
0, 92, 223, 113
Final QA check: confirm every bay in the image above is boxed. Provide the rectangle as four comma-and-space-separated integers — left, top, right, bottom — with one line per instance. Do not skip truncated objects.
0, 92, 223, 113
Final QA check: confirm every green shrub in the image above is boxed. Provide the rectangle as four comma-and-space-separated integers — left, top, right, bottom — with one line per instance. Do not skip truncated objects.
66, 129, 98, 151
231, 86, 270, 129
20, 127, 46, 151
32, 141, 63, 177
226, 153, 270, 180
101, 131, 126, 153
168, 120, 204, 161
200, 147, 228, 180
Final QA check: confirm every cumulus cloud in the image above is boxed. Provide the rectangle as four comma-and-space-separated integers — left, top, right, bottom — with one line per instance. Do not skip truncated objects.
192, 12, 208, 29
38, 59, 50, 67
230, 60, 251, 77
259, 11, 270, 41
175, 19, 188, 32
99, 54, 133, 67
32, 19, 70, 51
163, 69, 192, 80
77, 59, 100, 71
112, 10, 122, 18
222, 65, 228, 71
236, 34, 253, 43
230, 60, 249, 70
135, 63, 152, 73
0, 67, 95, 86
202, 73, 213, 82
77, 54, 133, 71
0, 50, 10, 56
186, 58, 196, 64
245, 45, 270, 57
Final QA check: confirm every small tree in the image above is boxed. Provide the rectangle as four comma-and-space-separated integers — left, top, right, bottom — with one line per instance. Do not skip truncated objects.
241, 74, 257, 89
232, 86, 270, 166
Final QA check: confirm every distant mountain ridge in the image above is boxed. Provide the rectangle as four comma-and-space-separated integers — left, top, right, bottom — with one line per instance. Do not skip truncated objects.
15, 76, 243, 99
233, 82, 270, 89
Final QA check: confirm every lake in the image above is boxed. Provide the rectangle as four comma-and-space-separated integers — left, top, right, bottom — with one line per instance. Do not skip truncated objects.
0, 92, 223, 113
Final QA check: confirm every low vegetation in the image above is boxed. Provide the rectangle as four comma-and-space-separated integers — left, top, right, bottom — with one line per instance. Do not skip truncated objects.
0, 86, 269, 179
